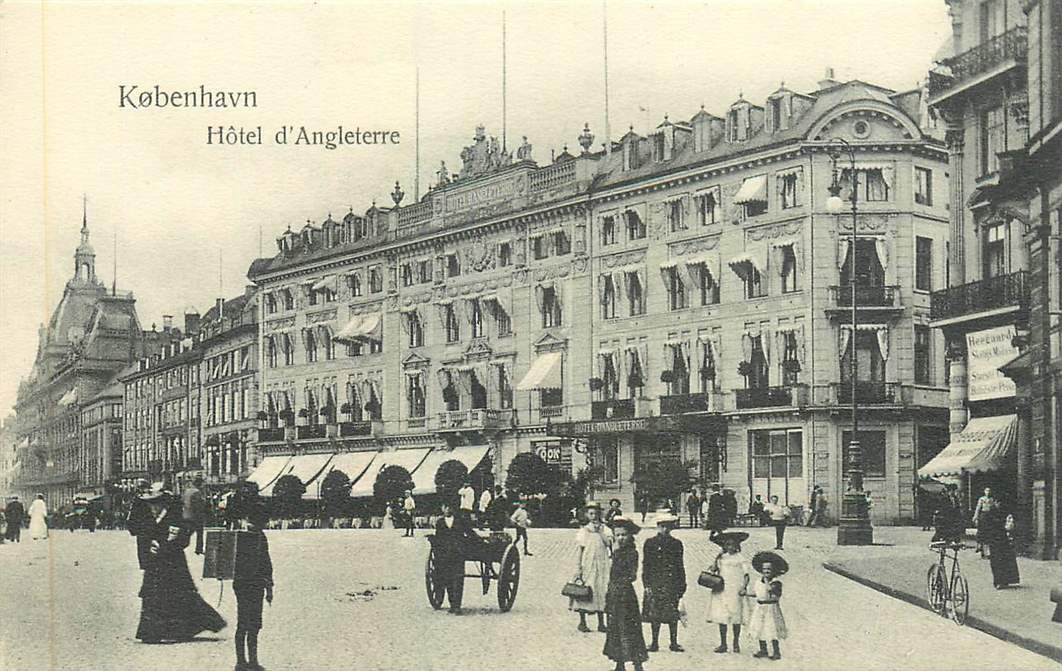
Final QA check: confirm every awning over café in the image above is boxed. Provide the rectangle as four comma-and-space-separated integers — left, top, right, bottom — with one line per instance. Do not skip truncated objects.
918, 415, 1018, 479
350, 447, 432, 498
515, 351, 563, 391
286, 453, 335, 488
410, 445, 491, 496
247, 455, 294, 496
303, 451, 380, 500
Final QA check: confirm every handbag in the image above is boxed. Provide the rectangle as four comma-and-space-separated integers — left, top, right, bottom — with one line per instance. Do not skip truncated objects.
562, 579, 593, 601
698, 570, 725, 592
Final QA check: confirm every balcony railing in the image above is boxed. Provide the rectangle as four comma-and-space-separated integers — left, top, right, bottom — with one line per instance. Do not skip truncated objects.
659, 392, 709, 415
929, 270, 1029, 321
735, 386, 799, 410
529, 160, 576, 192
591, 398, 637, 420
832, 381, 900, 405
929, 27, 1028, 98
437, 408, 515, 430
296, 424, 327, 440
338, 421, 374, 437
257, 427, 286, 443
830, 284, 900, 308
539, 405, 564, 419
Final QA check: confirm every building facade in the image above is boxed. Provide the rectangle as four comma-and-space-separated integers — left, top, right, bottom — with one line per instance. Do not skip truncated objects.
927, 0, 1061, 558
11, 215, 162, 507
79, 372, 126, 500
250, 74, 950, 524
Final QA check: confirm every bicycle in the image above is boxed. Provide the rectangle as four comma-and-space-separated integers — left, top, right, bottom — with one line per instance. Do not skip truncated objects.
926, 540, 970, 625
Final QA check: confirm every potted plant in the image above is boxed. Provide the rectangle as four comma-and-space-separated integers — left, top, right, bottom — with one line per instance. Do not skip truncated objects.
588, 377, 605, 392
783, 359, 802, 374
339, 402, 352, 415
737, 360, 753, 378
255, 410, 268, 421
319, 406, 332, 417
660, 369, 675, 384
627, 370, 645, 390
298, 408, 309, 419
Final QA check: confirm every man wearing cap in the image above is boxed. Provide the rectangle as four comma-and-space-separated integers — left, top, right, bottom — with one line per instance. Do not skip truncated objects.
641, 512, 686, 652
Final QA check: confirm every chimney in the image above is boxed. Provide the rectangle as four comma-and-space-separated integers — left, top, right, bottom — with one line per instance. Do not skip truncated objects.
184, 309, 200, 336
162, 315, 173, 332
216, 298, 225, 322
818, 67, 840, 90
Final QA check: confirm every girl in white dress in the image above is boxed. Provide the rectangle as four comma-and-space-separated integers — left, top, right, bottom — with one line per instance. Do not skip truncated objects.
704, 531, 751, 653
28, 494, 48, 540
748, 551, 789, 661
570, 502, 614, 632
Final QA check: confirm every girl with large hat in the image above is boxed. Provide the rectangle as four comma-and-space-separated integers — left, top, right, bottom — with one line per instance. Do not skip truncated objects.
602, 517, 648, 671
570, 501, 613, 633
704, 531, 752, 653
747, 551, 789, 660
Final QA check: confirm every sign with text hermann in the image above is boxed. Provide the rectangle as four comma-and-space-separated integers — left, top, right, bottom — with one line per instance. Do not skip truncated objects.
966, 325, 1019, 401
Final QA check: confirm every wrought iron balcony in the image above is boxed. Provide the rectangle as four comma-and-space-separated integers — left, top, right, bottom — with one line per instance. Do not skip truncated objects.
929, 270, 1029, 322
338, 421, 374, 437
296, 424, 327, 440
591, 398, 637, 420
735, 386, 796, 410
659, 392, 709, 415
929, 26, 1027, 99
437, 408, 515, 430
257, 427, 286, 443
833, 381, 899, 405
829, 284, 900, 309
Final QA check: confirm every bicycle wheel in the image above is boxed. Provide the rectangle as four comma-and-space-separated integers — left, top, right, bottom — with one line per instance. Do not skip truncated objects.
926, 564, 946, 614
947, 571, 969, 625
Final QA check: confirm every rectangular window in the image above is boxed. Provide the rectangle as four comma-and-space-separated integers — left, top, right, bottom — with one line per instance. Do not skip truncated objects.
369, 267, 383, 293
470, 299, 485, 339
597, 438, 619, 484
668, 200, 686, 232
980, 106, 1004, 175
407, 374, 426, 418
781, 246, 800, 293
602, 275, 617, 319
401, 264, 414, 287
265, 293, 277, 314
748, 429, 803, 489
553, 231, 571, 256
532, 236, 548, 260
347, 274, 362, 297
541, 388, 563, 407
498, 243, 512, 268
493, 302, 512, 337
418, 260, 432, 283
983, 221, 1007, 278
915, 167, 933, 205
447, 254, 461, 277
841, 430, 887, 478
915, 237, 934, 291
743, 200, 768, 218
408, 313, 424, 348
698, 189, 719, 226
601, 216, 617, 245
628, 272, 645, 316
841, 168, 890, 202
497, 365, 513, 409
445, 304, 460, 343
541, 287, 562, 328
914, 325, 932, 385
744, 267, 766, 299
667, 266, 687, 310
779, 170, 802, 209
307, 286, 319, 306
626, 211, 646, 240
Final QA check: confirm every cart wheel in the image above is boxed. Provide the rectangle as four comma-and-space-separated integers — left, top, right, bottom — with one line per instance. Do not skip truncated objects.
425, 548, 445, 610
926, 564, 946, 614
947, 572, 969, 625
497, 544, 520, 612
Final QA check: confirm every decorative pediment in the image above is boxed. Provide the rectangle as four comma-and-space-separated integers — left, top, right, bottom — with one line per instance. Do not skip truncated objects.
837, 213, 896, 233
401, 352, 431, 370
746, 220, 803, 243
464, 337, 494, 360
598, 250, 646, 270
533, 331, 568, 353
669, 234, 721, 257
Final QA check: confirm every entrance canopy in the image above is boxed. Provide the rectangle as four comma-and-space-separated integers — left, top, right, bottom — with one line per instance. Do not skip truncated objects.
410, 445, 491, 496
350, 447, 431, 498
247, 455, 294, 496
516, 352, 562, 390
918, 415, 1018, 479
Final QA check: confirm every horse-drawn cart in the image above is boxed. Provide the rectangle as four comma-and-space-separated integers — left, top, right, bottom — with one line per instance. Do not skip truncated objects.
425, 530, 520, 612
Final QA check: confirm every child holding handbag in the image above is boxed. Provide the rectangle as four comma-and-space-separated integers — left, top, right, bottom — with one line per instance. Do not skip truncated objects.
703, 531, 751, 653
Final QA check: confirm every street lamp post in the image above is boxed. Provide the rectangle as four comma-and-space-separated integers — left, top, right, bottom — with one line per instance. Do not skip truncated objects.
827, 138, 873, 546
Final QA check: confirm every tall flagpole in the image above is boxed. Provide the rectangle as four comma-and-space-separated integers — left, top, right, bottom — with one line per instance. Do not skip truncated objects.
415, 67, 421, 201
112, 228, 117, 296
603, 0, 611, 155
502, 10, 508, 153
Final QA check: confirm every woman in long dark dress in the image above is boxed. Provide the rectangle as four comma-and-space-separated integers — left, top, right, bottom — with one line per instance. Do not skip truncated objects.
988, 512, 1020, 589
603, 516, 648, 671
136, 493, 226, 643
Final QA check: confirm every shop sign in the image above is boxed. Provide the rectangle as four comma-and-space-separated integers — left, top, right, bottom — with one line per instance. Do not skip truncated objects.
966, 325, 1018, 401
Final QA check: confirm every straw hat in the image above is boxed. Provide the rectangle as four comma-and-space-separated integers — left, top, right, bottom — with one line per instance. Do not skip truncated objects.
710, 531, 750, 546
655, 512, 681, 527
751, 550, 789, 576
610, 515, 641, 535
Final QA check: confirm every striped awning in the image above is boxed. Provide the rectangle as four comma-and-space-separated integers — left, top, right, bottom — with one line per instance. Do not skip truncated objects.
918, 415, 1018, 478
334, 313, 382, 344
247, 455, 294, 496
733, 174, 767, 204
515, 352, 563, 391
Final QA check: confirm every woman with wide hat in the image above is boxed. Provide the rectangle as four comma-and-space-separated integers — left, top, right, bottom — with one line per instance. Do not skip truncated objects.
570, 501, 613, 633
135, 484, 227, 643
748, 551, 789, 660
641, 512, 686, 653
602, 516, 648, 671
704, 530, 751, 653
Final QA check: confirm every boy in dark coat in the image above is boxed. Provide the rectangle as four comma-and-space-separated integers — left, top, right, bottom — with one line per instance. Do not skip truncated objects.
234, 504, 274, 670
433, 500, 478, 614
641, 513, 687, 652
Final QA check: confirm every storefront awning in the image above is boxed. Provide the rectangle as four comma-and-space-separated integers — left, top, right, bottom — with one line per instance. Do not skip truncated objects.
733, 174, 767, 204
410, 445, 491, 496
350, 447, 432, 498
334, 313, 382, 345
917, 415, 1018, 479
286, 453, 335, 489
516, 351, 563, 391
304, 451, 380, 500
247, 455, 294, 496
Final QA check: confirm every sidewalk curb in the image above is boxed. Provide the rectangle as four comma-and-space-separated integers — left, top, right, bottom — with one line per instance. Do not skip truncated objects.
823, 561, 1062, 664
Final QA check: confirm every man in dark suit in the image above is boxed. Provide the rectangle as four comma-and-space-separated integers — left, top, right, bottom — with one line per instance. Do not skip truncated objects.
706, 484, 727, 537
433, 500, 477, 614
5, 496, 25, 542
642, 513, 687, 652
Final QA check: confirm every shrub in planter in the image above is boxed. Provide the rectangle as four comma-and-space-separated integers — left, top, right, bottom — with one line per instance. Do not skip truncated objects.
319, 406, 332, 417
435, 459, 469, 500
783, 359, 802, 373
339, 402, 352, 415
737, 360, 754, 378
298, 408, 309, 419
660, 370, 675, 384
627, 371, 645, 390
588, 377, 605, 392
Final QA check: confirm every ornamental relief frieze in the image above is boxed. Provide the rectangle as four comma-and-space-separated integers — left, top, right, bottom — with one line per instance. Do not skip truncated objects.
305, 309, 337, 324
668, 234, 721, 257
598, 249, 647, 269
837, 213, 896, 233
433, 274, 515, 301
348, 300, 385, 316
529, 258, 584, 284
746, 219, 803, 244
266, 317, 296, 332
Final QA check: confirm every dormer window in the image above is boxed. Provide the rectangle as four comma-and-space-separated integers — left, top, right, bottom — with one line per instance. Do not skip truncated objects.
727, 103, 752, 142
622, 135, 641, 171
652, 134, 666, 161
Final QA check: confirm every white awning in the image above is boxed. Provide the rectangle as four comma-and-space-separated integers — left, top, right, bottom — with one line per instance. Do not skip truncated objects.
728, 246, 768, 278
733, 174, 767, 204
410, 445, 492, 496
334, 313, 382, 344
516, 351, 563, 391
311, 451, 380, 500
312, 276, 335, 292
58, 388, 78, 407
350, 447, 432, 498
287, 453, 335, 488
918, 415, 1018, 479
247, 455, 294, 496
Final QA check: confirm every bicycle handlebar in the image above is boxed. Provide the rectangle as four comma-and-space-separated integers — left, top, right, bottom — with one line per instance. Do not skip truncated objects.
929, 541, 971, 551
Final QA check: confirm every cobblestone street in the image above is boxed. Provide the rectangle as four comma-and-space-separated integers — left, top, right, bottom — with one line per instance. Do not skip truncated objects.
0, 525, 1056, 671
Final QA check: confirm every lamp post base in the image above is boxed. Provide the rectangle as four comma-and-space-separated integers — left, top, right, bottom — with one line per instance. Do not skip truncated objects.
836, 491, 874, 545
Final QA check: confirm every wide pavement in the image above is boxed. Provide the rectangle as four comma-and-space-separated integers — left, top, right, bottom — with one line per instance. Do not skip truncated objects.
0, 524, 1056, 671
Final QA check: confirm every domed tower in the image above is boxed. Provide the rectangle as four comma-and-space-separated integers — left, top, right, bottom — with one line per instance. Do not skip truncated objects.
74, 199, 98, 285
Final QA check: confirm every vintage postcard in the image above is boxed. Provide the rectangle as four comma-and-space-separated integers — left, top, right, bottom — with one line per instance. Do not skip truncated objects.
1, 1, 1060, 670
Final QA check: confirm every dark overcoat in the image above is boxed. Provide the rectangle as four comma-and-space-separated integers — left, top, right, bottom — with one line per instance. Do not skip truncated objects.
641, 534, 686, 623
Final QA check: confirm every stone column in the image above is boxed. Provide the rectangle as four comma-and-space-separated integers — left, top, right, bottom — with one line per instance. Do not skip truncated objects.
945, 127, 966, 286
946, 339, 969, 435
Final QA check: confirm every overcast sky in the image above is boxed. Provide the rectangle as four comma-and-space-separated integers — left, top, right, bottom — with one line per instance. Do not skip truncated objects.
0, 0, 951, 416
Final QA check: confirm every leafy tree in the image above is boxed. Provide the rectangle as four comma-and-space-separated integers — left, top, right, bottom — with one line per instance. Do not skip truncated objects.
272, 474, 306, 518
505, 451, 559, 498
320, 469, 352, 518
374, 465, 414, 511
469, 456, 495, 493
434, 459, 468, 501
